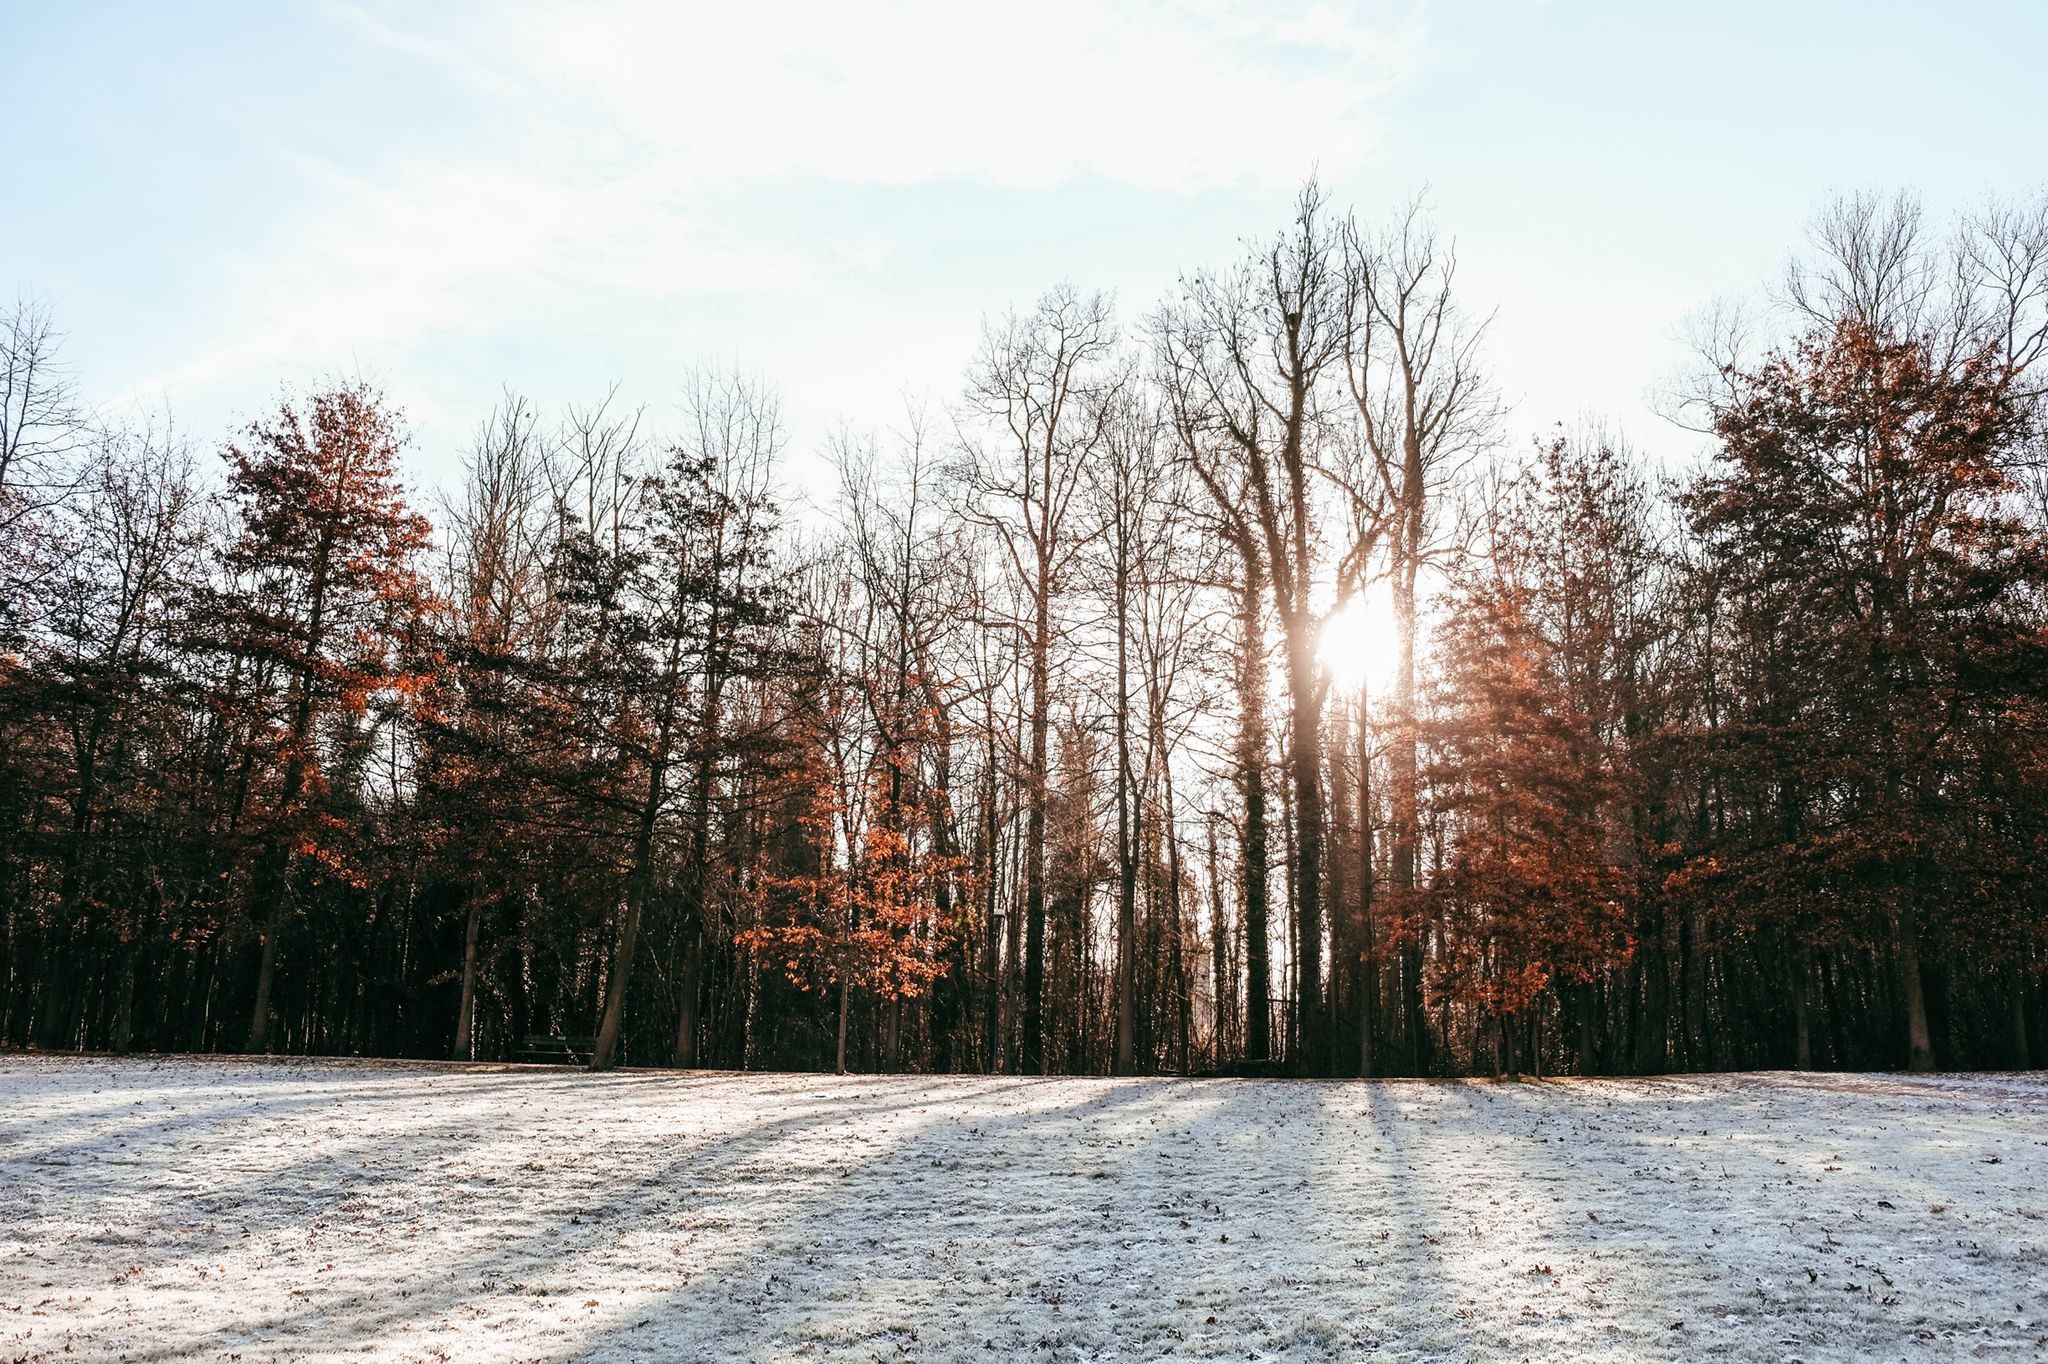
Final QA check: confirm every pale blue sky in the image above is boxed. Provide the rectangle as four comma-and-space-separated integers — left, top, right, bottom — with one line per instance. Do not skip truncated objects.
6, 1, 2043, 500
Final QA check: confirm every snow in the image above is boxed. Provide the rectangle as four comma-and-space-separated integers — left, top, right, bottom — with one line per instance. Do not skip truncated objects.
3, 1057, 2045, 1362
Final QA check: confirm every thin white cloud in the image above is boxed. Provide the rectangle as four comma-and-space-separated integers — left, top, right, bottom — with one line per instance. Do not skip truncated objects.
468, 0, 1423, 191
140, 154, 811, 399
137, 1, 1425, 440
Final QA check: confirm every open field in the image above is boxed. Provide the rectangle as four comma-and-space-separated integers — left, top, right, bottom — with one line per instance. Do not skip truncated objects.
2, 1057, 2044, 1362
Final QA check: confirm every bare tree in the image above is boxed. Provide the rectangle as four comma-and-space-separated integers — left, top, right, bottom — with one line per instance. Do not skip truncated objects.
1344, 197, 1500, 1073
440, 393, 555, 1060
1084, 389, 1159, 1074
0, 299, 87, 637
958, 285, 1118, 1073
1156, 183, 1359, 1071
39, 418, 204, 1052
830, 406, 969, 1069
1128, 424, 1222, 1074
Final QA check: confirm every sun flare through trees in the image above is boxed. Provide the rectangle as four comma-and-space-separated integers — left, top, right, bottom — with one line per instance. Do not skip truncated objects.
2, 187, 2045, 1078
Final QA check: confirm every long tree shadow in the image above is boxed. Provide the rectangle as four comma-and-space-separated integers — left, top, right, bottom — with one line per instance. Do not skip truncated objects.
152, 1071, 1106, 1362
559, 1076, 1187, 1361
1441, 1070, 2047, 1359
571, 1076, 1435, 1361
11, 1061, 1018, 1363
13, 1064, 2042, 1362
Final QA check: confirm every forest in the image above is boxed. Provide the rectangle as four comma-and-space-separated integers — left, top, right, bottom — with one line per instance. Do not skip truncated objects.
2, 186, 2044, 1079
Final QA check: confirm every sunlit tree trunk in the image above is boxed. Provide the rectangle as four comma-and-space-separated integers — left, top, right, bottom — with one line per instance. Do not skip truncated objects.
1234, 566, 1273, 1062
1357, 687, 1375, 1079
1113, 565, 1138, 1075
453, 893, 481, 1060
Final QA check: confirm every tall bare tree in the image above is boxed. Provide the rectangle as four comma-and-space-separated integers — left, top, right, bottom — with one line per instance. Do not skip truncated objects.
437, 394, 555, 1060
1157, 183, 1360, 1071
960, 286, 1118, 1073
1345, 199, 1499, 1073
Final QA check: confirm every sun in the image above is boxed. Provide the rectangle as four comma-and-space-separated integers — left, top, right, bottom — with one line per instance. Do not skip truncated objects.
1319, 586, 1401, 694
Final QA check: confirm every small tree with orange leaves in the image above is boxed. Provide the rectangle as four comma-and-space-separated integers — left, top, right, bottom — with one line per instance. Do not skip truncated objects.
1426, 483, 1633, 1077
741, 715, 960, 1074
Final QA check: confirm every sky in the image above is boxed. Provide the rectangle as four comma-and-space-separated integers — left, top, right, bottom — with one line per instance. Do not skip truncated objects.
6, 0, 2045, 506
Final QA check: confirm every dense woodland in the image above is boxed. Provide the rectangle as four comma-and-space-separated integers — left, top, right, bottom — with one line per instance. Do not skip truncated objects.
3, 187, 2045, 1077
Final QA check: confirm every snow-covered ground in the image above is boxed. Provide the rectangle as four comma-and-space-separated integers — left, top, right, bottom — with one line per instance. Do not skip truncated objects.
2, 1058, 2044, 1363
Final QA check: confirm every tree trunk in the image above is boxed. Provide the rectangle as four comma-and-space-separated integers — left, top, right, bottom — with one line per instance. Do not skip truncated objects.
245, 901, 282, 1054
1681, 905, 1710, 1070
244, 771, 307, 1055
1236, 570, 1272, 1063
591, 771, 662, 1071
979, 711, 1004, 1073
1791, 941, 1811, 1070
1391, 516, 1429, 1077
674, 920, 704, 1067
1633, 903, 1669, 1073
1356, 688, 1375, 1079
1205, 817, 1232, 1065
2011, 964, 2032, 1070
983, 806, 1003, 1072
1898, 907, 1936, 1072
1576, 982, 1597, 1076
246, 526, 336, 1055
1022, 589, 1052, 1073
1284, 630, 1325, 1075
1114, 556, 1137, 1075
453, 892, 481, 1060
835, 973, 851, 1075
110, 936, 138, 1057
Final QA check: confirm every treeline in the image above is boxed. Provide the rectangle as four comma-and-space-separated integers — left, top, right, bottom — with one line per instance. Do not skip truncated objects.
2, 187, 2044, 1076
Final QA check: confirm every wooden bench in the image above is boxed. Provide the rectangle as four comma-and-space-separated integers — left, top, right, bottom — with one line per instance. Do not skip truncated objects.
516, 1033, 597, 1065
